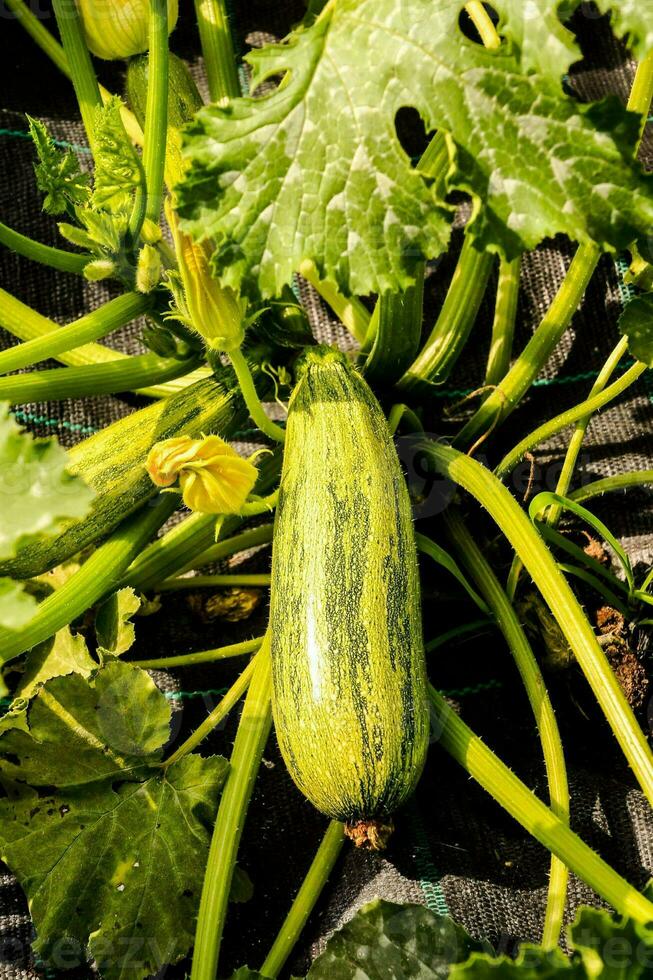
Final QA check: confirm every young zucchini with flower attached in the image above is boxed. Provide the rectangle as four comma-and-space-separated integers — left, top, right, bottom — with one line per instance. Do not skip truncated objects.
270, 347, 429, 848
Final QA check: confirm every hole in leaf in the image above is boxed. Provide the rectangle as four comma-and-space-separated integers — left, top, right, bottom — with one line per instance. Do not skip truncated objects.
394, 107, 431, 162
458, 3, 499, 44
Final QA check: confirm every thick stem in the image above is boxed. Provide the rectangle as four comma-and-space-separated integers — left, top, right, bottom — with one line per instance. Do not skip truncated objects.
444, 510, 569, 948
51, 0, 101, 152
495, 360, 645, 479
158, 573, 271, 590
429, 684, 653, 924
0, 496, 177, 666
194, 0, 241, 102
364, 270, 425, 385
0, 354, 199, 404
0, 221, 90, 275
260, 821, 346, 979
298, 260, 370, 345
465, 1, 501, 48
228, 348, 286, 442
190, 641, 272, 980
420, 440, 653, 806
131, 635, 263, 671
398, 236, 494, 390
546, 336, 630, 526
570, 471, 653, 504
164, 653, 260, 767
137, 0, 169, 231
0, 291, 151, 375
485, 256, 521, 388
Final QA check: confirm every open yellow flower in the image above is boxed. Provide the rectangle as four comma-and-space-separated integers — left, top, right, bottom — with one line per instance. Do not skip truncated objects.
145, 435, 258, 514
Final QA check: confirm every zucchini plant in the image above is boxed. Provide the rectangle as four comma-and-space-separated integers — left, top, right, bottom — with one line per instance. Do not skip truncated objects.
1, 1, 653, 979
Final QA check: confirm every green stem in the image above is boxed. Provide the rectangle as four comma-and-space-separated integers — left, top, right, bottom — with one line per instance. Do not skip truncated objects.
398, 236, 494, 390
416, 532, 489, 614
298, 261, 371, 344
0, 220, 90, 275
570, 471, 653, 504
229, 348, 286, 443
485, 256, 521, 388
164, 652, 260, 767
190, 641, 272, 980
176, 523, 275, 575
239, 490, 279, 517
260, 821, 346, 979
51, 0, 101, 152
426, 618, 494, 654
0, 496, 177, 666
0, 353, 199, 404
0, 290, 151, 375
429, 684, 653, 924
420, 440, 653, 806
444, 510, 569, 949
465, 1, 501, 48
364, 270, 425, 385
455, 49, 653, 450
456, 243, 601, 449
0, 286, 202, 397
193, 0, 241, 102
495, 360, 645, 479
387, 403, 423, 437
546, 336, 630, 527
134, 0, 169, 233
158, 573, 271, 590
132, 636, 263, 671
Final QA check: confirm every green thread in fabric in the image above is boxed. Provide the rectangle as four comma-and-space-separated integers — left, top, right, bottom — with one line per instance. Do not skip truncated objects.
12, 409, 97, 435
407, 803, 450, 916
0, 126, 91, 154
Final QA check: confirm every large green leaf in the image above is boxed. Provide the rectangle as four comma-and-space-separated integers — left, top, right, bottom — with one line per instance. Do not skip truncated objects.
16, 626, 96, 700
0, 404, 94, 560
0, 579, 38, 630
178, 0, 653, 299
0, 661, 228, 979
618, 294, 653, 365
592, 2, 653, 59
305, 899, 487, 979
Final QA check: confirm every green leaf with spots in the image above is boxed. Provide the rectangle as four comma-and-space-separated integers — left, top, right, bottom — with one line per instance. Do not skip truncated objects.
178, 0, 653, 299
0, 404, 94, 561
16, 627, 96, 700
450, 947, 583, 978
618, 294, 653, 365
305, 899, 487, 979
0, 661, 228, 980
95, 588, 142, 659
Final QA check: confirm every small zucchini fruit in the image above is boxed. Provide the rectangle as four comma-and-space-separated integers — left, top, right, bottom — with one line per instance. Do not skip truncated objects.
270, 346, 429, 848
0, 368, 248, 580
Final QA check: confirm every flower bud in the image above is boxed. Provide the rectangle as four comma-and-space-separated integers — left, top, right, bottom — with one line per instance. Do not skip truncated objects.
136, 244, 162, 293
165, 199, 246, 352
145, 435, 258, 514
76, 0, 179, 61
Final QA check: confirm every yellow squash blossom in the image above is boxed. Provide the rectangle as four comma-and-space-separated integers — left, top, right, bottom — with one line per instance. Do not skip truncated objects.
145, 435, 258, 514
76, 0, 179, 60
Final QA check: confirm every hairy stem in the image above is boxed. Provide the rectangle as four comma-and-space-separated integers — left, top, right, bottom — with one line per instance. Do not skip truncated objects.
194, 0, 241, 102
0, 291, 151, 375
420, 440, 653, 805
570, 470, 653, 504
51, 0, 101, 151
190, 641, 272, 980
228, 347, 286, 442
444, 509, 569, 948
495, 359, 645, 479
0, 353, 199, 404
134, 0, 169, 233
158, 573, 271, 590
132, 636, 263, 671
260, 821, 346, 978
485, 256, 521, 388
429, 684, 653, 924
0, 221, 90, 275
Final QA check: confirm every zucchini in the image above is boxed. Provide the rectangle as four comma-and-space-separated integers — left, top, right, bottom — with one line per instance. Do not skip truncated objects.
270, 346, 429, 847
0, 367, 248, 580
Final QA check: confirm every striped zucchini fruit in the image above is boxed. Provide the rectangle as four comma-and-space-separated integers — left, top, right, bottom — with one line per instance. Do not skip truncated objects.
270, 346, 429, 847
0, 368, 248, 580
